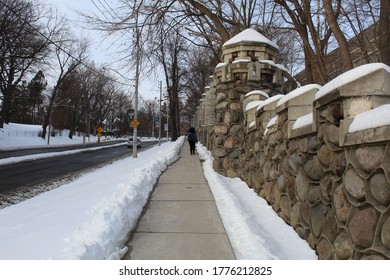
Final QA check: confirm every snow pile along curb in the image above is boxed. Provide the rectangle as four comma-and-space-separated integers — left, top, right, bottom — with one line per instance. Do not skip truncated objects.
0, 137, 184, 260
63, 137, 185, 260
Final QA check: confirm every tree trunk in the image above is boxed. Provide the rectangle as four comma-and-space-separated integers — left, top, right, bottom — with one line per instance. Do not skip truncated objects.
169, 95, 178, 141
1, 88, 13, 124
323, 0, 353, 72
41, 95, 55, 139
68, 115, 77, 139
275, 0, 330, 85
379, 0, 390, 65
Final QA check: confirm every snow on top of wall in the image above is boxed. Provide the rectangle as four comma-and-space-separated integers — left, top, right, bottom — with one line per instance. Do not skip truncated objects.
257, 94, 284, 111
246, 100, 265, 111
245, 90, 269, 99
293, 113, 313, 130
315, 63, 390, 100
264, 116, 278, 135
232, 59, 251, 64
267, 116, 277, 127
260, 60, 289, 72
216, 62, 228, 68
277, 84, 321, 107
223, 29, 279, 49
349, 104, 390, 133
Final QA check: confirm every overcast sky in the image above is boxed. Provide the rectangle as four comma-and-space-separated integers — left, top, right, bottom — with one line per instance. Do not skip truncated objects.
46, 0, 111, 61
44, 0, 160, 102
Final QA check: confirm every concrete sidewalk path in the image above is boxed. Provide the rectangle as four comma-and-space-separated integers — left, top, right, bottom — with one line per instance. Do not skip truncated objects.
123, 142, 235, 260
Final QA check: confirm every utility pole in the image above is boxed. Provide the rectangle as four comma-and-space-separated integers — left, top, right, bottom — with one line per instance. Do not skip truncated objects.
158, 80, 162, 146
152, 113, 155, 138
132, 28, 140, 158
166, 113, 169, 141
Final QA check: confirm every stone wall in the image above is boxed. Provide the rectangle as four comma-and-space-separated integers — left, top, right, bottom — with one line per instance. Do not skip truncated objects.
198, 63, 390, 259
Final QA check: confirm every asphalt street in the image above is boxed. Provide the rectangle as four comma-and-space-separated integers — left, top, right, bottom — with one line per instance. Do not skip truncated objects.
0, 139, 126, 159
0, 140, 158, 193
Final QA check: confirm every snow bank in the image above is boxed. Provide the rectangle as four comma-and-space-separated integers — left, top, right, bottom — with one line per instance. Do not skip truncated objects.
196, 144, 317, 260
0, 137, 185, 260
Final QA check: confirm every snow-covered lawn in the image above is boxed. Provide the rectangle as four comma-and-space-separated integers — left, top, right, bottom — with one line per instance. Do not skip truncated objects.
0, 123, 101, 150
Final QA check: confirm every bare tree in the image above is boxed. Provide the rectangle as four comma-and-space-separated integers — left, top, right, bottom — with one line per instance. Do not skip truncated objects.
138, 99, 158, 137
27, 70, 47, 124
275, 0, 383, 84
51, 69, 81, 135
339, 0, 381, 65
181, 46, 215, 128
274, 0, 333, 84
89, 70, 117, 132
155, 28, 187, 141
85, 0, 383, 99
41, 38, 88, 139
111, 91, 133, 136
0, 0, 62, 127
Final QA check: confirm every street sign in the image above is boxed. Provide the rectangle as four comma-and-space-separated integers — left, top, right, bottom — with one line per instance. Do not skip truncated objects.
97, 127, 103, 133
130, 119, 140, 128
127, 109, 134, 117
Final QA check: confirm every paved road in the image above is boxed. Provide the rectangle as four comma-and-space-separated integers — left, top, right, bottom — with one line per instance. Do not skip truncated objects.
0, 139, 126, 159
0, 140, 158, 193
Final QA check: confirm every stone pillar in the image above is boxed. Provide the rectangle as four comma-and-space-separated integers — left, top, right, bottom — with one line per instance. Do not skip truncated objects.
209, 29, 285, 177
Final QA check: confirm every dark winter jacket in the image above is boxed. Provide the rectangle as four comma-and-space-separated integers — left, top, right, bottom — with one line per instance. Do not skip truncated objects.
188, 131, 198, 142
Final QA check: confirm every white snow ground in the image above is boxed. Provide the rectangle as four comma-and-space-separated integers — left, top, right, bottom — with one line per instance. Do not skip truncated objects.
0, 123, 316, 260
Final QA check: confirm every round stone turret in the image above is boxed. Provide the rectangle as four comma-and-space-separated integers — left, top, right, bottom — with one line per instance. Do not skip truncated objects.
214, 29, 285, 91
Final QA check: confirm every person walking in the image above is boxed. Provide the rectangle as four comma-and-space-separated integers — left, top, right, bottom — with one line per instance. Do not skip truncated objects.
187, 127, 198, 155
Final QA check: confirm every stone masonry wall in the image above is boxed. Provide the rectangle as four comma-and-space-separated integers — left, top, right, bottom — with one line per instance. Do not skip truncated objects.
200, 63, 390, 259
